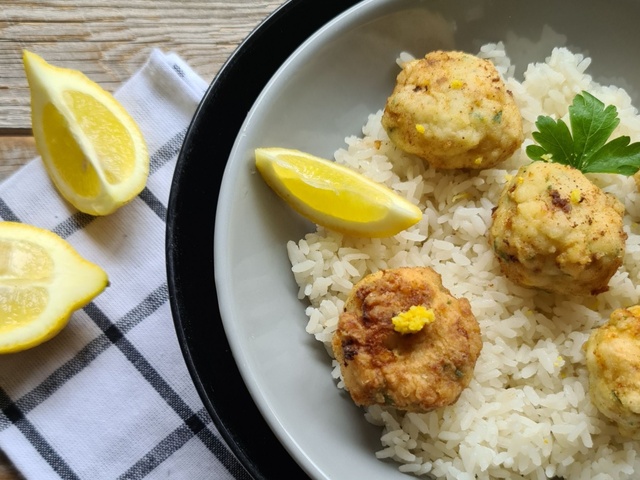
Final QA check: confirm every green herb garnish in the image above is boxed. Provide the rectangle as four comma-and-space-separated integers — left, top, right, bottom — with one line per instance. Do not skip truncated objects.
526, 91, 640, 176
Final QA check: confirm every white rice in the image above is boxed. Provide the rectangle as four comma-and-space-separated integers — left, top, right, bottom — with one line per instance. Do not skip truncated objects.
287, 43, 640, 479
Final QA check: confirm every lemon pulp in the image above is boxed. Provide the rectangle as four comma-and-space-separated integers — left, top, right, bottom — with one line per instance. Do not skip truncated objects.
42, 102, 102, 197
63, 90, 135, 185
0, 238, 52, 332
271, 156, 390, 223
0, 222, 108, 353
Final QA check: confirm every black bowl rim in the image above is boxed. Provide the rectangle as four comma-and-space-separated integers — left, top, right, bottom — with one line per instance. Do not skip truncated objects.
165, 0, 363, 478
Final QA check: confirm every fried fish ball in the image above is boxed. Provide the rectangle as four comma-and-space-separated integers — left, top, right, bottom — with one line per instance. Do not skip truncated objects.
489, 161, 626, 296
331, 267, 482, 413
381, 50, 523, 170
584, 305, 640, 439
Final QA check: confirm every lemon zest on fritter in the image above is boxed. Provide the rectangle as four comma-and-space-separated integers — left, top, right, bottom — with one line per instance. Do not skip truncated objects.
392, 305, 435, 334
570, 189, 581, 204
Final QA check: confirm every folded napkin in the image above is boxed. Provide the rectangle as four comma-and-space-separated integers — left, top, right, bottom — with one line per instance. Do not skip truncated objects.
0, 50, 252, 480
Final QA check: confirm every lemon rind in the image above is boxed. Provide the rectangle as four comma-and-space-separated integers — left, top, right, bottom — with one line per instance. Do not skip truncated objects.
255, 147, 422, 238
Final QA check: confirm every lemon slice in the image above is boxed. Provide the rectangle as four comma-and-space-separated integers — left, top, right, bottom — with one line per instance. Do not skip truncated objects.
0, 221, 108, 353
255, 147, 422, 237
23, 50, 149, 216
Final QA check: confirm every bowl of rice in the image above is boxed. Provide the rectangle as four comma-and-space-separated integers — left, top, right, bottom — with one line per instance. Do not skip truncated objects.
167, 0, 640, 478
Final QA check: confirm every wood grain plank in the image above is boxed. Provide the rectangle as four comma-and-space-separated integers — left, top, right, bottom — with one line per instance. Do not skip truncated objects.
0, 0, 283, 129
0, 135, 37, 182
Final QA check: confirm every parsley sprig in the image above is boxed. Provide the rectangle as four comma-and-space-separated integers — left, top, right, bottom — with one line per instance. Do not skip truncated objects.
526, 91, 640, 176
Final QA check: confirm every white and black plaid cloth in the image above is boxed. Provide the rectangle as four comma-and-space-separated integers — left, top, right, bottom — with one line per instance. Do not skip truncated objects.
0, 50, 252, 480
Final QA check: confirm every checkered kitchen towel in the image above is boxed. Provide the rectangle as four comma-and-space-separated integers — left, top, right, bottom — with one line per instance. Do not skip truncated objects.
0, 50, 252, 480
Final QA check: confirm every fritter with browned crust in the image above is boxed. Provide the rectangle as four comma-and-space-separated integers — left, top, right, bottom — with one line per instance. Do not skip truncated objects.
331, 267, 482, 413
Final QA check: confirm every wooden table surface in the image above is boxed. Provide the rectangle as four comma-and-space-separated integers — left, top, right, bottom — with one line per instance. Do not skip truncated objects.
0, 1, 283, 478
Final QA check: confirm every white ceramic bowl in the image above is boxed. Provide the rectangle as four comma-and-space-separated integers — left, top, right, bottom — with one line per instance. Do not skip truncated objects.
168, 0, 640, 478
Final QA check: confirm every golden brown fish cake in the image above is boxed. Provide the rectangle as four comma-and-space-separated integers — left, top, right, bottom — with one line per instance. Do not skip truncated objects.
489, 161, 626, 296
584, 305, 640, 439
331, 267, 482, 413
381, 50, 523, 170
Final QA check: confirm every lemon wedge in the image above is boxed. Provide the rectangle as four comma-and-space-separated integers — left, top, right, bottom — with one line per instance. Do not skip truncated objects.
255, 147, 422, 237
0, 221, 108, 353
23, 50, 149, 216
